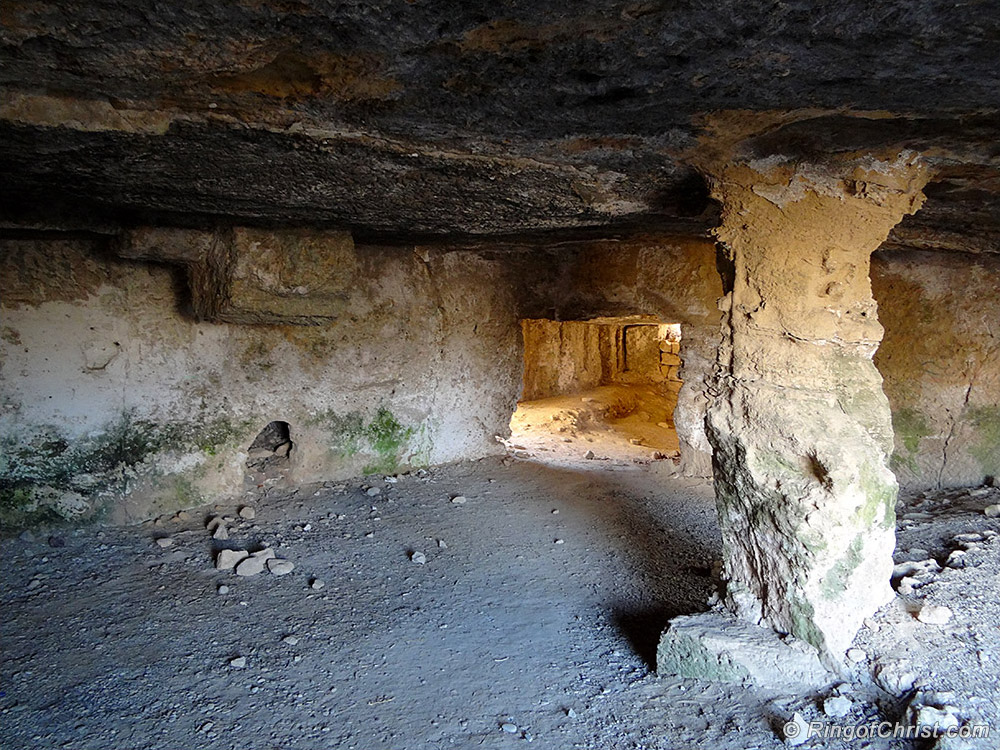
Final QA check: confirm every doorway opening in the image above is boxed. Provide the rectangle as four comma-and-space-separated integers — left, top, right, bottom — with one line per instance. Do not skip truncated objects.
508, 317, 683, 466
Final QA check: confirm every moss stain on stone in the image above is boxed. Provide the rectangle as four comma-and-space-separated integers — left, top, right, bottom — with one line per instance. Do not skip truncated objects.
889, 407, 931, 472
819, 534, 865, 601
0, 411, 252, 528
966, 405, 1000, 476
310, 407, 423, 475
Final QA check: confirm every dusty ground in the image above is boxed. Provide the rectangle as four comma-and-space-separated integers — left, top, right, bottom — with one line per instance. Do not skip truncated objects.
2, 457, 998, 750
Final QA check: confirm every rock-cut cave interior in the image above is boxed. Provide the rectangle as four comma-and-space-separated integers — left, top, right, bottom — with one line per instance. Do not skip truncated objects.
1, 3, 999, 749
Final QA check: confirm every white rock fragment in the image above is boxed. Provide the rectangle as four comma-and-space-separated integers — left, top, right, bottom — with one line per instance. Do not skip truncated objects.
212, 524, 229, 541
267, 558, 295, 576
554, 539, 565, 545
451, 495, 467, 504
916, 603, 952, 625
217, 584, 229, 595
235, 555, 266, 577
366, 487, 382, 497
566, 708, 577, 719
873, 660, 918, 696
823, 695, 852, 718
310, 579, 325, 590
282, 635, 299, 646
155, 537, 174, 548
436, 539, 447, 549
229, 656, 246, 669
846, 648, 867, 663
783, 712, 809, 746
584, 450, 595, 460
907, 699, 961, 734
215, 549, 249, 571
238, 506, 255, 520
411, 551, 427, 564
501, 723, 518, 734
984, 504, 1000, 517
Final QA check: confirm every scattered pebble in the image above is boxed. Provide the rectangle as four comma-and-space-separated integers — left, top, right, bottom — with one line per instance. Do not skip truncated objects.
436, 539, 447, 549
155, 537, 174, 548
282, 635, 300, 646
266, 558, 295, 576
411, 551, 427, 564
212, 524, 229, 541
554, 539, 564, 545
501, 723, 518, 734
215, 549, 249, 571
916, 603, 953, 625
783, 712, 808, 746
984, 504, 1000, 518
310, 579, 325, 590
823, 695, 852, 717
229, 656, 247, 669
366, 487, 382, 497
566, 708, 577, 719
217, 584, 229, 595
238, 506, 256, 520
235, 555, 266, 577
451, 496, 467, 504
583, 450, 595, 460
846, 648, 866, 663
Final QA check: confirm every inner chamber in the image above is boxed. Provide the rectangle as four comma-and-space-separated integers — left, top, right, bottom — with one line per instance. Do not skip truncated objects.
509, 317, 683, 465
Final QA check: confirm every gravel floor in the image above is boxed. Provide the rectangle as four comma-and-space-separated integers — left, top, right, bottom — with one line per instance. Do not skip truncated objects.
2, 458, 998, 750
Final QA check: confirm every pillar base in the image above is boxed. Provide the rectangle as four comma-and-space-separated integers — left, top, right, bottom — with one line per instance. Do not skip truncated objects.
656, 612, 836, 692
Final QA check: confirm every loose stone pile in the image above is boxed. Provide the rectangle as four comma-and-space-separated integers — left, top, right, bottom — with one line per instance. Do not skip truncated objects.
207, 507, 296, 577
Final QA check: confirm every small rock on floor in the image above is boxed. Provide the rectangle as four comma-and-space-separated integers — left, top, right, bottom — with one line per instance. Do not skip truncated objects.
229, 656, 247, 669
823, 695, 852, 717
310, 579, 325, 590
282, 635, 300, 645
235, 555, 266, 577
584, 450, 595, 460
411, 551, 427, 564
238, 506, 255, 520
216, 549, 249, 571
155, 537, 174, 548
267, 558, 295, 576
501, 723, 518, 734
917, 603, 953, 625
366, 487, 382, 496
783, 712, 809, 746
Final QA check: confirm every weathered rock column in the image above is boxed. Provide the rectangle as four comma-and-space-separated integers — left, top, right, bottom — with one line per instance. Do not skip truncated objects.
705, 155, 929, 660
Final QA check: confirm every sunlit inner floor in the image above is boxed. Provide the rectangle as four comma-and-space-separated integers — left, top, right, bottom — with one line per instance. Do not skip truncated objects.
508, 383, 681, 466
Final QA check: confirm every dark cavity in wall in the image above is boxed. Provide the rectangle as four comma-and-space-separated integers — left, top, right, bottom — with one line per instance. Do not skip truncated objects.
247, 421, 293, 476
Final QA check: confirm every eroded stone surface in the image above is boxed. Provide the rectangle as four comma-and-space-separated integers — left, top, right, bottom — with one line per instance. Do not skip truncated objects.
705, 154, 930, 659
656, 611, 832, 691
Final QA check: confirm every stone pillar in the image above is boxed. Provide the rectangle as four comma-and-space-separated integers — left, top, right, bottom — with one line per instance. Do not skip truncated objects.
706, 155, 929, 660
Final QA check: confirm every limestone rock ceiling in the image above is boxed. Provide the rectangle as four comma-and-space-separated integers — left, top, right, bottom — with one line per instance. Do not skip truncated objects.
1, 0, 999, 247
